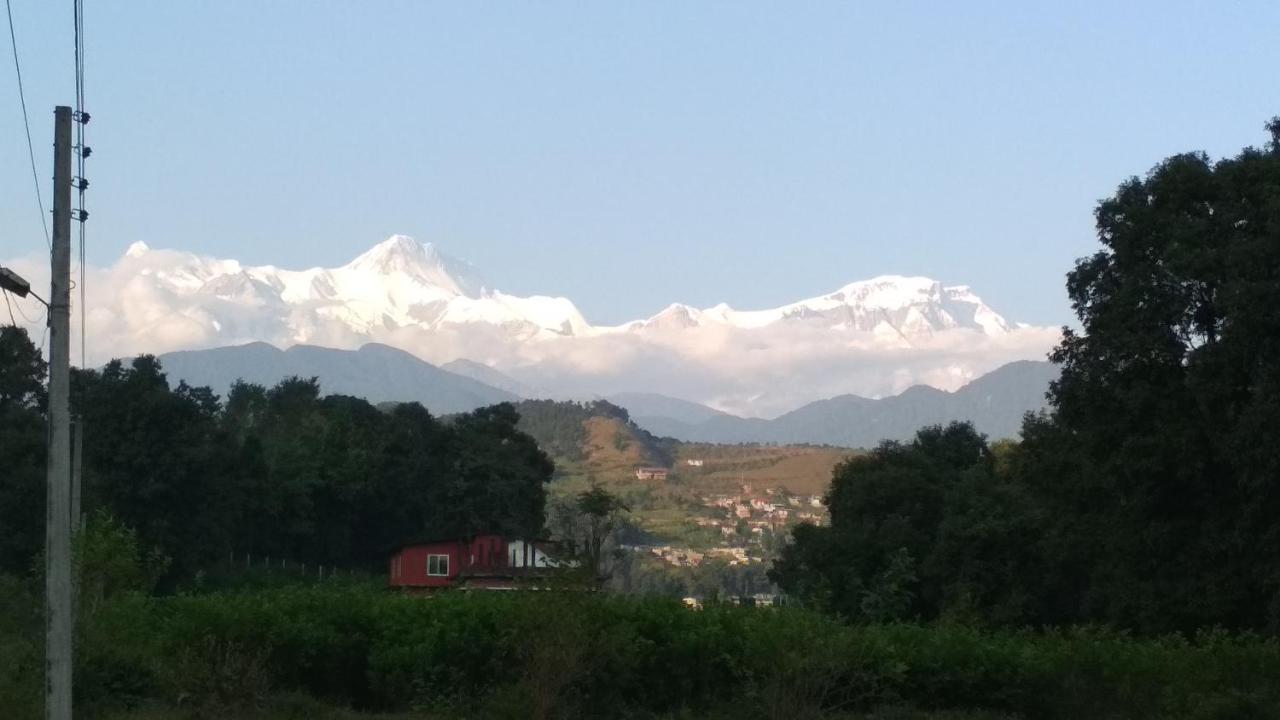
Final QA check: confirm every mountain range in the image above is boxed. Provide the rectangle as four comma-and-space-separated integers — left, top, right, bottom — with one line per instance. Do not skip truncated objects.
154, 340, 1057, 448
6, 234, 1061, 416
618, 360, 1058, 447
157, 342, 517, 414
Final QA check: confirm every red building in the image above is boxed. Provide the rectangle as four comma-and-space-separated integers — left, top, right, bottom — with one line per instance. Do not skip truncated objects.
388, 534, 568, 590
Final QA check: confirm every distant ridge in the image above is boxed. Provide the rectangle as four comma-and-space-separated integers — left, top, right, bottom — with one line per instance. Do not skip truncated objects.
621, 361, 1058, 448
151, 342, 1055, 447
441, 358, 534, 397
155, 342, 518, 415
605, 392, 732, 425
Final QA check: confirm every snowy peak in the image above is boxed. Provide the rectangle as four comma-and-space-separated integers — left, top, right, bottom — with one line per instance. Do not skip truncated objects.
631, 274, 1011, 338
643, 303, 705, 330
106, 235, 591, 343
103, 238, 1013, 343
345, 234, 433, 273
829, 275, 944, 308
344, 235, 485, 299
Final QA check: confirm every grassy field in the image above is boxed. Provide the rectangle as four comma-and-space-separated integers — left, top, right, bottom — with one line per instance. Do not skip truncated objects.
672, 443, 851, 496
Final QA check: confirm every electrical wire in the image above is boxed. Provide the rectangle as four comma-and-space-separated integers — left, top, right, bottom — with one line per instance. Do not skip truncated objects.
3, 286, 39, 324
2, 288, 15, 326
74, 0, 87, 369
5, 0, 51, 249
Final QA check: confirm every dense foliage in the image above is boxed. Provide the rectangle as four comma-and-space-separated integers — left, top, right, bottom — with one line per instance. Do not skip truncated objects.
5, 582, 1280, 720
0, 327, 47, 572
771, 424, 1039, 626
0, 339, 554, 582
774, 119, 1280, 633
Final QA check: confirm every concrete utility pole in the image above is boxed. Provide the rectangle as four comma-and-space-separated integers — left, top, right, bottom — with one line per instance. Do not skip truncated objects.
46, 105, 74, 720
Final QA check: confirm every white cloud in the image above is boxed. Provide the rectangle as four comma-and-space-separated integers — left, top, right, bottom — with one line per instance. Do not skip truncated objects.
3, 240, 1062, 417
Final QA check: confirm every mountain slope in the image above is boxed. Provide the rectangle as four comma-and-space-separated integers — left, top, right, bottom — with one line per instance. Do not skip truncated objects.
606, 392, 731, 425
156, 342, 517, 414
625, 361, 1057, 448
440, 358, 534, 397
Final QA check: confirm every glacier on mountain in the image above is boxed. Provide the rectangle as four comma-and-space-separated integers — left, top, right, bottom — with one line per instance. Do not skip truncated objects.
2, 235, 1060, 416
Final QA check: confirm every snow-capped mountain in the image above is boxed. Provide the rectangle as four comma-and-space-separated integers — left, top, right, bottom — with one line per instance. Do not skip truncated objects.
3, 235, 1060, 416
624, 276, 1011, 339
119, 235, 591, 343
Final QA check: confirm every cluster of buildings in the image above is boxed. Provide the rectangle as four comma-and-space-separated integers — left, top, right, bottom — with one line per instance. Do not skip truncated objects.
641, 544, 754, 568
697, 484, 825, 533
632, 483, 828, 571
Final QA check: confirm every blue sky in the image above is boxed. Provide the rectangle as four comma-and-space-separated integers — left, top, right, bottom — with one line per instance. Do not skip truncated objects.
2, 2, 1277, 326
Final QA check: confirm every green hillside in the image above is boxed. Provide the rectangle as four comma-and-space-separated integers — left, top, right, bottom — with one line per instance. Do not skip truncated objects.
514, 399, 847, 599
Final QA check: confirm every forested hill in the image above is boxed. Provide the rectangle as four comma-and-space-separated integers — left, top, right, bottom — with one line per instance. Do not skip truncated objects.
512, 399, 676, 472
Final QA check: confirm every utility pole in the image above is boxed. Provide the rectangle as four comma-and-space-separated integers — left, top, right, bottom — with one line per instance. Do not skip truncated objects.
46, 105, 74, 720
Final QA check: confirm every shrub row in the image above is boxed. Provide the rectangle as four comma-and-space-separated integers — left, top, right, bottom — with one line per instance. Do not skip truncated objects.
58, 585, 1280, 718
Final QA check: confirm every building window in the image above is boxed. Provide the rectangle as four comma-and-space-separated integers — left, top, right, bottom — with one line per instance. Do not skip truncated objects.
427, 554, 449, 577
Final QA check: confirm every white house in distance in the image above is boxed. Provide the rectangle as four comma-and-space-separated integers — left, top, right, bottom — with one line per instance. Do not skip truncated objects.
686, 459, 705, 467
635, 467, 670, 481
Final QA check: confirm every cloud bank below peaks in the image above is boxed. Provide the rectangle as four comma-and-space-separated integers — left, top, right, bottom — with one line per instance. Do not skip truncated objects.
3, 235, 1062, 417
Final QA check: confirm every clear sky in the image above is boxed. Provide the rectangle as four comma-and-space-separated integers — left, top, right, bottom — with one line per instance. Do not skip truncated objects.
3, 2, 1277, 326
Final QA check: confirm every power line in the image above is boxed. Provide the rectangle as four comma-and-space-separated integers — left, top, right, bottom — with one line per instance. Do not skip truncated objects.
4, 0, 51, 249
3, 285, 39, 324
2, 287, 15, 326
73, 0, 86, 369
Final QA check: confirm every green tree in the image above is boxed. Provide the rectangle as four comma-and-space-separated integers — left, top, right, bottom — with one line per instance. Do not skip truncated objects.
447, 402, 555, 539
1023, 118, 1280, 632
74, 510, 169, 615
73, 357, 239, 581
859, 547, 917, 622
771, 422, 1041, 623
550, 484, 628, 586
0, 327, 47, 573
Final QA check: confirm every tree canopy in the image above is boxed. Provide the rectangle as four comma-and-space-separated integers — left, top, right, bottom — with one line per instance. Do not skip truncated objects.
0, 339, 555, 583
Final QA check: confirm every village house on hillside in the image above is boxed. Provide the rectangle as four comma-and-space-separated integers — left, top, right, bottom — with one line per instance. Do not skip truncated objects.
634, 466, 670, 481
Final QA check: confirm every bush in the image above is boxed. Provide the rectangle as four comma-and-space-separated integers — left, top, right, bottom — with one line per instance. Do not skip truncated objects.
0, 575, 41, 718
48, 586, 1280, 718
